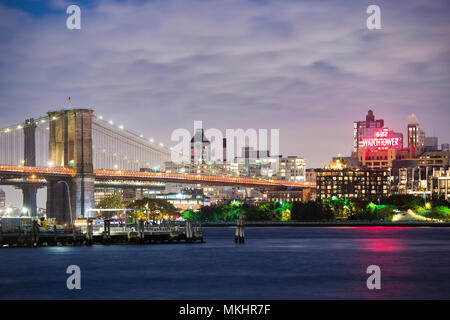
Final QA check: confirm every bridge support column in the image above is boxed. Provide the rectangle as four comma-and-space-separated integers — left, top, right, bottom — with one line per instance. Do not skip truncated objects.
22, 119, 38, 218
46, 179, 76, 224
75, 174, 95, 218
23, 185, 38, 218
23, 119, 37, 166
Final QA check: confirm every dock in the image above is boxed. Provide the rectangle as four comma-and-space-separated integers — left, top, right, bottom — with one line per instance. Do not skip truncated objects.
0, 219, 204, 248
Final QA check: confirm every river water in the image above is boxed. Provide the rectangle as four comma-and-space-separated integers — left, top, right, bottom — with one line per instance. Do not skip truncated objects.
1, 227, 449, 299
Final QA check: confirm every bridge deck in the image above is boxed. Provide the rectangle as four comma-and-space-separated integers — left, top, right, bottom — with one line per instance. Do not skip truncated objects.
0, 165, 315, 188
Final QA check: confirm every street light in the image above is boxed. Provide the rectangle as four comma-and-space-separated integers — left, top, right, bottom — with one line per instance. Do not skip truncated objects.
57, 181, 75, 236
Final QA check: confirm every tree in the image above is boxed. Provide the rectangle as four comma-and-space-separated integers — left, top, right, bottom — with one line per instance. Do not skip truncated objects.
198, 205, 221, 221
97, 194, 124, 209
243, 203, 266, 221
221, 201, 244, 221
273, 201, 292, 221
129, 198, 179, 220
182, 210, 200, 220
96, 194, 124, 218
383, 195, 422, 211
291, 200, 334, 221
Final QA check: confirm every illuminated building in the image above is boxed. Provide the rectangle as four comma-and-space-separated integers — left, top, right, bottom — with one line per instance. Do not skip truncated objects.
360, 128, 403, 151
353, 110, 384, 152
436, 169, 450, 200
418, 151, 450, 168
390, 151, 450, 196
265, 188, 304, 202
277, 156, 306, 182
0, 188, 5, 207
94, 185, 165, 205
317, 160, 390, 199
331, 157, 360, 169
191, 128, 210, 164
153, 191, 205, 211
230, 147, 277, 178
358, 148, 410, 169
352, 111, 405, 169
391, 166, 449, 199
203, 186, 249, 204
356, 127, 407, 169
408, 114, 425, 157
305, 168, 317, 183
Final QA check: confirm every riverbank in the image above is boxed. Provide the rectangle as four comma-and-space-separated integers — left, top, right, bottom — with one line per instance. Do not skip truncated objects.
202, 221, 450, 227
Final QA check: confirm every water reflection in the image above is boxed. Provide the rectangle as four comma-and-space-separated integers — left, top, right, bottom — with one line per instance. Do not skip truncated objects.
343, 228, 419, 299
1, 227, 449, 299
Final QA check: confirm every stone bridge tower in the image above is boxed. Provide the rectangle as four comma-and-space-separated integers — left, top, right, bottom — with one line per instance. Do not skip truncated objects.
22, 119, 38, 217
46, 109, 95, 223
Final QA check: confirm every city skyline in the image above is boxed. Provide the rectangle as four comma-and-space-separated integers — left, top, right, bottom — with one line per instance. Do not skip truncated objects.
0, 0, 449, 170
1, 1, 450, 305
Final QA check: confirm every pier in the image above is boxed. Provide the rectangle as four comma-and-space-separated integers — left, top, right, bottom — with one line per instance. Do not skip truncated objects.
0, 219, 204, 248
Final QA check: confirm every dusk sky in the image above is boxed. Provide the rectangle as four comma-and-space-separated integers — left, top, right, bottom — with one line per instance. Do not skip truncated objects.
0, 0, 449, 174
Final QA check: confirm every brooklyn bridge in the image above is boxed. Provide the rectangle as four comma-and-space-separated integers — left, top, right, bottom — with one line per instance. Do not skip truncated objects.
0, 109, 313, 223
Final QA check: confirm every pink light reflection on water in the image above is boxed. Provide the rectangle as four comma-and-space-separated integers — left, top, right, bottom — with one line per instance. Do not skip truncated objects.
340, 226, 417, 299
362, 238, 402, 252
353, 227, 408, 252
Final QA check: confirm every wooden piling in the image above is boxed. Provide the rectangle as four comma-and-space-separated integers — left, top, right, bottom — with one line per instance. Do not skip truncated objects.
31, 220, 40, 247
103, 219, 111, 244
53, 225, 57, 245
235, 215, 245, 244
86, 218, 93, 245
138, 220, 145, 244
186, 220, 192, 242
235, 219, 239, 243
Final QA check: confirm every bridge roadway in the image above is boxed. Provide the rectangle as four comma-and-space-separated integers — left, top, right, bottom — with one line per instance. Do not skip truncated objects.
0, 165, 314, 189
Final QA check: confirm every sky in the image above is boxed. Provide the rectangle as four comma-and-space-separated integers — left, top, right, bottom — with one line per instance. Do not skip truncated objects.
0, 0, 449, 206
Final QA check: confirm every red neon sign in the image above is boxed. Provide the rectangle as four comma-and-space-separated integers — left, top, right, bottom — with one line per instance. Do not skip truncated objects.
362, 129, 401, 150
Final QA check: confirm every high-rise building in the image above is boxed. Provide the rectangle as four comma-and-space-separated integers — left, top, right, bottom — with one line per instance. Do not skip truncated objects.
277, 156, 306, 182
316, 168, 390, 200
305, 168, 318, 183
0, 188, 5, 207
230, 147, 275, 178
424, 137, 438, 152
390, 151, 450, 198
190, 129, 210, 164
408, 114, 425, 157
353, 110, 384, 152
355, 126, 407, 169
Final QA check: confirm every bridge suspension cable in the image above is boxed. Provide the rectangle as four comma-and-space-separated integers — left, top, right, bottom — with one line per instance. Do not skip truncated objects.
92, 114, 190, 171
0, 116, 50, 167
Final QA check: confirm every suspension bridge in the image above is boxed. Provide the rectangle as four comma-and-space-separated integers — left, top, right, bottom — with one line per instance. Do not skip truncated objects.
0, 108, 313, 223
